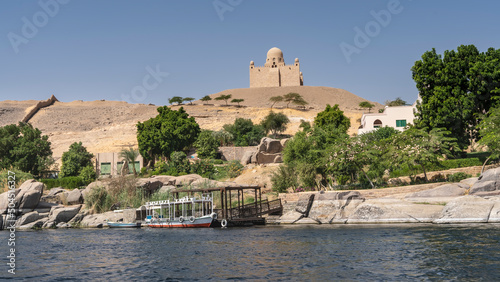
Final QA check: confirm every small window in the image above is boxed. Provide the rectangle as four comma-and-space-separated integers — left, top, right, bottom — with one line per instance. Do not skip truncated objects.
100, 162, 111, 175
373, 119, 382, 128
396, 120, 407, 127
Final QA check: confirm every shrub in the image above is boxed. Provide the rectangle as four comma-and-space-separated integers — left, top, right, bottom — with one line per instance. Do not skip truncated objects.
190, 159, 216, 179
40, 176, 85, 189
79, 166, 97, 185
0, 168, 34, 192
271, 165, 299, 193
447, 172, 472, 183
194, 130, 219, 159
84, 185, 111, 213
225, 160, 244, 178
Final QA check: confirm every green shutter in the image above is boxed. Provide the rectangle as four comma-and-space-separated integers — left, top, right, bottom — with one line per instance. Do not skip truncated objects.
396, 120, 407, 127
100, 163, 111, 175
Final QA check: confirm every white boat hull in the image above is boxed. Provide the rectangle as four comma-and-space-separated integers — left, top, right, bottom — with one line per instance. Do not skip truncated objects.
147, 215, 213, 228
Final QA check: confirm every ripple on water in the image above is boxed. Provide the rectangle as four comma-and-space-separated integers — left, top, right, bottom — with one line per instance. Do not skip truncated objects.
4, 224, 500, 281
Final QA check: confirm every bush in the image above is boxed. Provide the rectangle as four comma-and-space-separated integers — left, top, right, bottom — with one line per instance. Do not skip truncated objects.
225, 160, 244, 178
439, 158, 482, 170
190, 159, 216, 179
211, 159, 224, 165
271, 165, 299, 193
84, 185, 111, 213
79, 166, 97, 185
447, 172, 472, 183
40, 176, 85, 189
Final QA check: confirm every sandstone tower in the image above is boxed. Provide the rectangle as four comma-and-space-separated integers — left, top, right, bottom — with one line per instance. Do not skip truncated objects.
249, 47, 303, 88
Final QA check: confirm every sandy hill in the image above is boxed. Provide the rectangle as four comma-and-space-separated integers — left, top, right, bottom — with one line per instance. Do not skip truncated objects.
206, 86, 383, 112
0, 86, 381, 164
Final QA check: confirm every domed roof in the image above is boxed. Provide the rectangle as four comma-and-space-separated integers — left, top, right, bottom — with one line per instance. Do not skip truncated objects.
267, 47, 283, 58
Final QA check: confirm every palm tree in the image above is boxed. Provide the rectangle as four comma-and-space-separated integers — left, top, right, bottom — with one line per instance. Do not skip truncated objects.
119, 148, 139, 176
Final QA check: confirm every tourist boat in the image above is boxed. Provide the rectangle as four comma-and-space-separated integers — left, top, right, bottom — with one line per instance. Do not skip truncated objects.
145, 193, 217, 228
107, 221, 141, 228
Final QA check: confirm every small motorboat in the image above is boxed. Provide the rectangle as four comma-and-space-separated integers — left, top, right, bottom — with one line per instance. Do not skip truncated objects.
107, 221, 141, 228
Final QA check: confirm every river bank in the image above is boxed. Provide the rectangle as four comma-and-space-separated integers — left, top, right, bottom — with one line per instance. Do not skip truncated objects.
1, 167, 500, 229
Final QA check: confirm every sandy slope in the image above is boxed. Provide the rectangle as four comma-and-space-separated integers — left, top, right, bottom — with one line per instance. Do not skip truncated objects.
0, 86, 381, 162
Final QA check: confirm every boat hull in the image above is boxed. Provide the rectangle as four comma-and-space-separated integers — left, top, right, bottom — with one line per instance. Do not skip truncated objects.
107, 222, 141, 228
147, 215, 213, 228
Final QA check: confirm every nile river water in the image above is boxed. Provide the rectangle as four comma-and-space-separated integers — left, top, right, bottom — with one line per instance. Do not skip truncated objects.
1, 224, 500, 281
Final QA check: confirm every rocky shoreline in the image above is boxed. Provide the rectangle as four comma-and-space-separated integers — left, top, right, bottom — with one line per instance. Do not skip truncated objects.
277, 167, 500, 224
1, 167, 499, 230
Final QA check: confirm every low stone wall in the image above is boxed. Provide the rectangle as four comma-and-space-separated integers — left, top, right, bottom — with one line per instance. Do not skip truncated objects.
219, 146, 257, 162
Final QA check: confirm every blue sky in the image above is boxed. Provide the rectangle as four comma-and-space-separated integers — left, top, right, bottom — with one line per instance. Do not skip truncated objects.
1, 0, 499, 106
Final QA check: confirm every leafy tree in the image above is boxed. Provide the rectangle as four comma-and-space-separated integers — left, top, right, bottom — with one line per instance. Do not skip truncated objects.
390, 126, 459, 182
137, 106, 200, 161
478, 106, 500, 172
119, 148, 140, 176
168, 96, 183, 105
231, 98, 244, 107
260, 111, 290, 136
183, 97, 195, 105
271, 164, 299, 193
215, 94, 232, 106
359, 101, 375, 112
269, 96, 283, 109
201, 95, 212, 104
223, 118, 265, 146
314, 104, 351, 133
324, 135, 375, 187
412, 45, 500, 149
60, 142, 94, 177
283, 92, 307, 108
0, 122, 53, 176
385, 97, 407, 107
194, 130, 220, 159
282, 125, 348, 189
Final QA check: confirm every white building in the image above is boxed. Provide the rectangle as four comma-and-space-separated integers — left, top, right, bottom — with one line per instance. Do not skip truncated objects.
358, 99, 419, 135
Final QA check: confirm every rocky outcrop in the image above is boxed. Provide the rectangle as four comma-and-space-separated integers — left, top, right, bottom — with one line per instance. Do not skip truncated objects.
469, 167, 500, 195
254, 137, 285, 164
80, 211, 123, 228
277, 171, 500, 225
434, 195, 495, 223
43, 205, 82, 227
405, 184, 467, 198
66, 189, 83, 205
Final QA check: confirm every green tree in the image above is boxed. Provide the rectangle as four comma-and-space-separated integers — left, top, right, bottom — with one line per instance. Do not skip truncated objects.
60, 142, 94, 177
359, 101, 375, 113
223, 118, 265, 146
390, 126, 458, 182
478, 106, 500, 173
201, 95, 212, 105
269, 95, 283, 109
137, 106, 200, 161
0, 122, 53, 176
194, 130, 220, 159
385, 97, 407, 107
119, 148, 140, 176
168, 96, 183, 105
183, 97, 195, 105
283, 92, 307, 108
212, 130, 233, 146
231, 98, 244, 107
314, 104, 351, 133
260, 111, 290, 136
412, 45, 500, 149
215, 94, 232, 106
